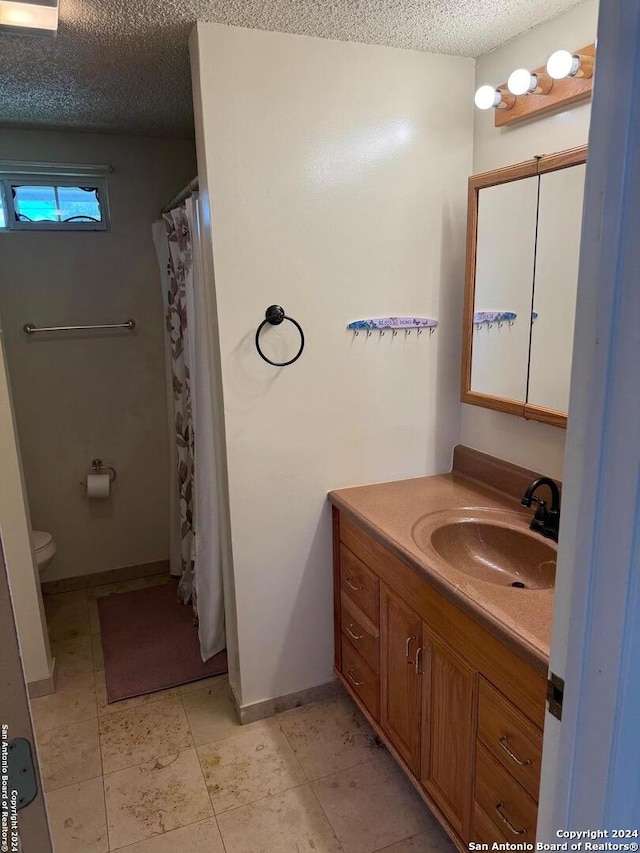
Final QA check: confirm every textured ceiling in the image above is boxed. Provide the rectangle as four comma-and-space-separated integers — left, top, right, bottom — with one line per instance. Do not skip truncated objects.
0, 0, 582, 138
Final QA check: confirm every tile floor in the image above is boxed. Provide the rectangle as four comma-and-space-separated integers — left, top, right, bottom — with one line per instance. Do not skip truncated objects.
35, 577, 456, 853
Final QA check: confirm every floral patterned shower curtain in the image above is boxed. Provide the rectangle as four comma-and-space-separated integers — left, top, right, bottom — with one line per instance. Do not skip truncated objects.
154, 196, 226, 661
163, 205, 197, 614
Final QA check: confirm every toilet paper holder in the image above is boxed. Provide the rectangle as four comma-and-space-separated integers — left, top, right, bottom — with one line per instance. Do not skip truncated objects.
80, 458, 117, 489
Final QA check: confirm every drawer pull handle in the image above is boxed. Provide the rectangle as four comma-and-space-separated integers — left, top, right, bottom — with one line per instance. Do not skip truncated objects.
495, 802, 526, 836
405, 635, 416, 663
415, 646, 425, 675
346, 669, 364, 687
499, 736, 532, 767
345, 577, 362, 591
346, 624, 364, 641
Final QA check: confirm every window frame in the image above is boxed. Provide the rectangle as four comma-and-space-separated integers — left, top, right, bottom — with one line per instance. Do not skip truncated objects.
0, 175, 111, 232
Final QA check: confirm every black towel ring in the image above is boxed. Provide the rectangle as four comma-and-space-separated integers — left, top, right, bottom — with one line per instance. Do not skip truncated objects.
255, 305, 305, 367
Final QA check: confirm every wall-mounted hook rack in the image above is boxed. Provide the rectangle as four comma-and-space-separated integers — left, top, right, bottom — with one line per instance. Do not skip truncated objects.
474, 311, 517, 330
348, 317, 438, 336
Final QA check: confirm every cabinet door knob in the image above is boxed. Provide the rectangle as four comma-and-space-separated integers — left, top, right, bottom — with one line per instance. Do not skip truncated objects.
345, 577, 362, 591
495, 802, 526, 836
498, 735, 532, 766
346, 624, 363, 641
346, 669, 364, 687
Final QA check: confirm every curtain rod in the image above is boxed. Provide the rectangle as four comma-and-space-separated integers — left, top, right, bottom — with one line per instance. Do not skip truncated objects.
161, 177, 198, 213
0, 160, 113, 177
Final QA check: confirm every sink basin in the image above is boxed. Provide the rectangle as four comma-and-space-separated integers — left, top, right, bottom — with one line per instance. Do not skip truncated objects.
412, 508, 557, 589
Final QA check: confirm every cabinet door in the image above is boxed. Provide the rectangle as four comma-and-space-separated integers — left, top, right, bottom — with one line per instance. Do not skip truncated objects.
470, 176, 539, 403
420, 625, 476, 841
380, 584, 422, 775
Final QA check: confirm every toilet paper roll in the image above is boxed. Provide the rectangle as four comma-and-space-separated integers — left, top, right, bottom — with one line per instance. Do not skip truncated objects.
86, 473, 110, 499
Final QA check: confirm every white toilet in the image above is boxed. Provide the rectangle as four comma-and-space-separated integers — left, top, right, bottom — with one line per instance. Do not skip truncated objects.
32, 530, 57, 575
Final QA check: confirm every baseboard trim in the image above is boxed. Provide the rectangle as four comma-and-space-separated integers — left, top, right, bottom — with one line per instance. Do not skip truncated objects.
235, 678, 341, 725
28, 656, 56, 699
41, 560, 170, 596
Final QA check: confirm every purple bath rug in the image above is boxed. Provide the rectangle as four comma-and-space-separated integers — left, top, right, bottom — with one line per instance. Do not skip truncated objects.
97, 579, 227, 703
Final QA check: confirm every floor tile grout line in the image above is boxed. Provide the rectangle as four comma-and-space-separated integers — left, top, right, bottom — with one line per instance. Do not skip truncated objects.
372, 831, 429, 852
179, 690, 198, 753
189, 711, 226, 851
191, 710, 311, 817
33, 710, 99, 737
93, 617, 111, 853
43, 770, 104, 795
109, 816, 225, 852
188, 710, 311, 783
94, 739, 391, 833
274, 714, 312, 784
100, 744, 199, 781
306, 782, 348, 853
101, 773, 112, 853
182, 692, 232, 853
213, 779, 311, 819
301, 748, 386, 785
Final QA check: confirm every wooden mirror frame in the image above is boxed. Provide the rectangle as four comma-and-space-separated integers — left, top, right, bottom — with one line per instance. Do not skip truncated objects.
461, 145, 587, 429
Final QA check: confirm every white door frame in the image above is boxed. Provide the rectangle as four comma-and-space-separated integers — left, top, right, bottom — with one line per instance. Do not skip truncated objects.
537, 0, 640, 835
0, 539, 53, 851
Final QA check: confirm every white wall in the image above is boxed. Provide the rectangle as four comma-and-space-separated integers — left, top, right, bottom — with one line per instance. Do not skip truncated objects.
462, 0, 599, 480
0, 130, 197, 580
0, 327, 51, 686
191, 22, 474, 707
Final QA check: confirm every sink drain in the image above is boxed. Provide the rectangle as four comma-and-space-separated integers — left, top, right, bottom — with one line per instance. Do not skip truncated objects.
510, 581, 526, 589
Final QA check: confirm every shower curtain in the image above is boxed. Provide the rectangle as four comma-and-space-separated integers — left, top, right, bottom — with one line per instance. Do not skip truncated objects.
152, 195, 225, 662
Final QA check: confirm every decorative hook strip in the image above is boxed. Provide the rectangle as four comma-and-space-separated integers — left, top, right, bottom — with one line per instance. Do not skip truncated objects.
348, 317, 438, 331
474, 311, 517, 326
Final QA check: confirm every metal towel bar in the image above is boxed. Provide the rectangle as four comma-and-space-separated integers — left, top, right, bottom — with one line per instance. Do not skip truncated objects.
23, 319, 136, 335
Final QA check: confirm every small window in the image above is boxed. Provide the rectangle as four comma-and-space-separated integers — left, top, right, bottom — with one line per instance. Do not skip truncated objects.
0, 175, 110, 232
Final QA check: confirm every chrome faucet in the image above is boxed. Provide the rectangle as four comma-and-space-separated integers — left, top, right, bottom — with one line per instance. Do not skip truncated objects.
521, 477, 561, 542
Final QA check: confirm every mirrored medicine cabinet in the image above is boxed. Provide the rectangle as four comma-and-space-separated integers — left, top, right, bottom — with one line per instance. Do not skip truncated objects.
461, 145, 587, 429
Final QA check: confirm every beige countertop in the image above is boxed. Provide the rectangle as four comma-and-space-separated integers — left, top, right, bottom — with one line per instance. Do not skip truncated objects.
329, 471, 554, 673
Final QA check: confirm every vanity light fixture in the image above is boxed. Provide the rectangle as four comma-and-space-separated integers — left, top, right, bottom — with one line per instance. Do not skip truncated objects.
474, 85, 515, 111
484, 42, 595, 127
546, 49, 594, 80
507, 68, 553, 96
0, 0, 58, 37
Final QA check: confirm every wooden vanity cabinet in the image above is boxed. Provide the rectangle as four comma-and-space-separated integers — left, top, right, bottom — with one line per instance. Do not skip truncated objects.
333, 507, 547, 851
380, 585, 422, 774
420, 625, 476, 839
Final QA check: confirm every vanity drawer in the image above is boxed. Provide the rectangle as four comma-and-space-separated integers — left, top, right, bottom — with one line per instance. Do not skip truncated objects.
475, 743, 538, 843
339, 544, 379, 625
341, 591, 379, 673
473, 804, 509, 845
478, 678, 542, 801
341, 635, 380, 720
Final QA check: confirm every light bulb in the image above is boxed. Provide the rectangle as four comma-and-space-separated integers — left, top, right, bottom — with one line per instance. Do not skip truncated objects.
473, 86, 515, 111
547, 49, 580, 80
4, 8, 32, 24
507, 68, 537, 96
0, 1, 59, 35
474, 85, 500, 110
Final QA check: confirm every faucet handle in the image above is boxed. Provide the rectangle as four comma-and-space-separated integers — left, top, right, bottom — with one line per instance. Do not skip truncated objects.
521, 494, 547, 509
528, 497, 549, 535
532, 498, 548, 520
